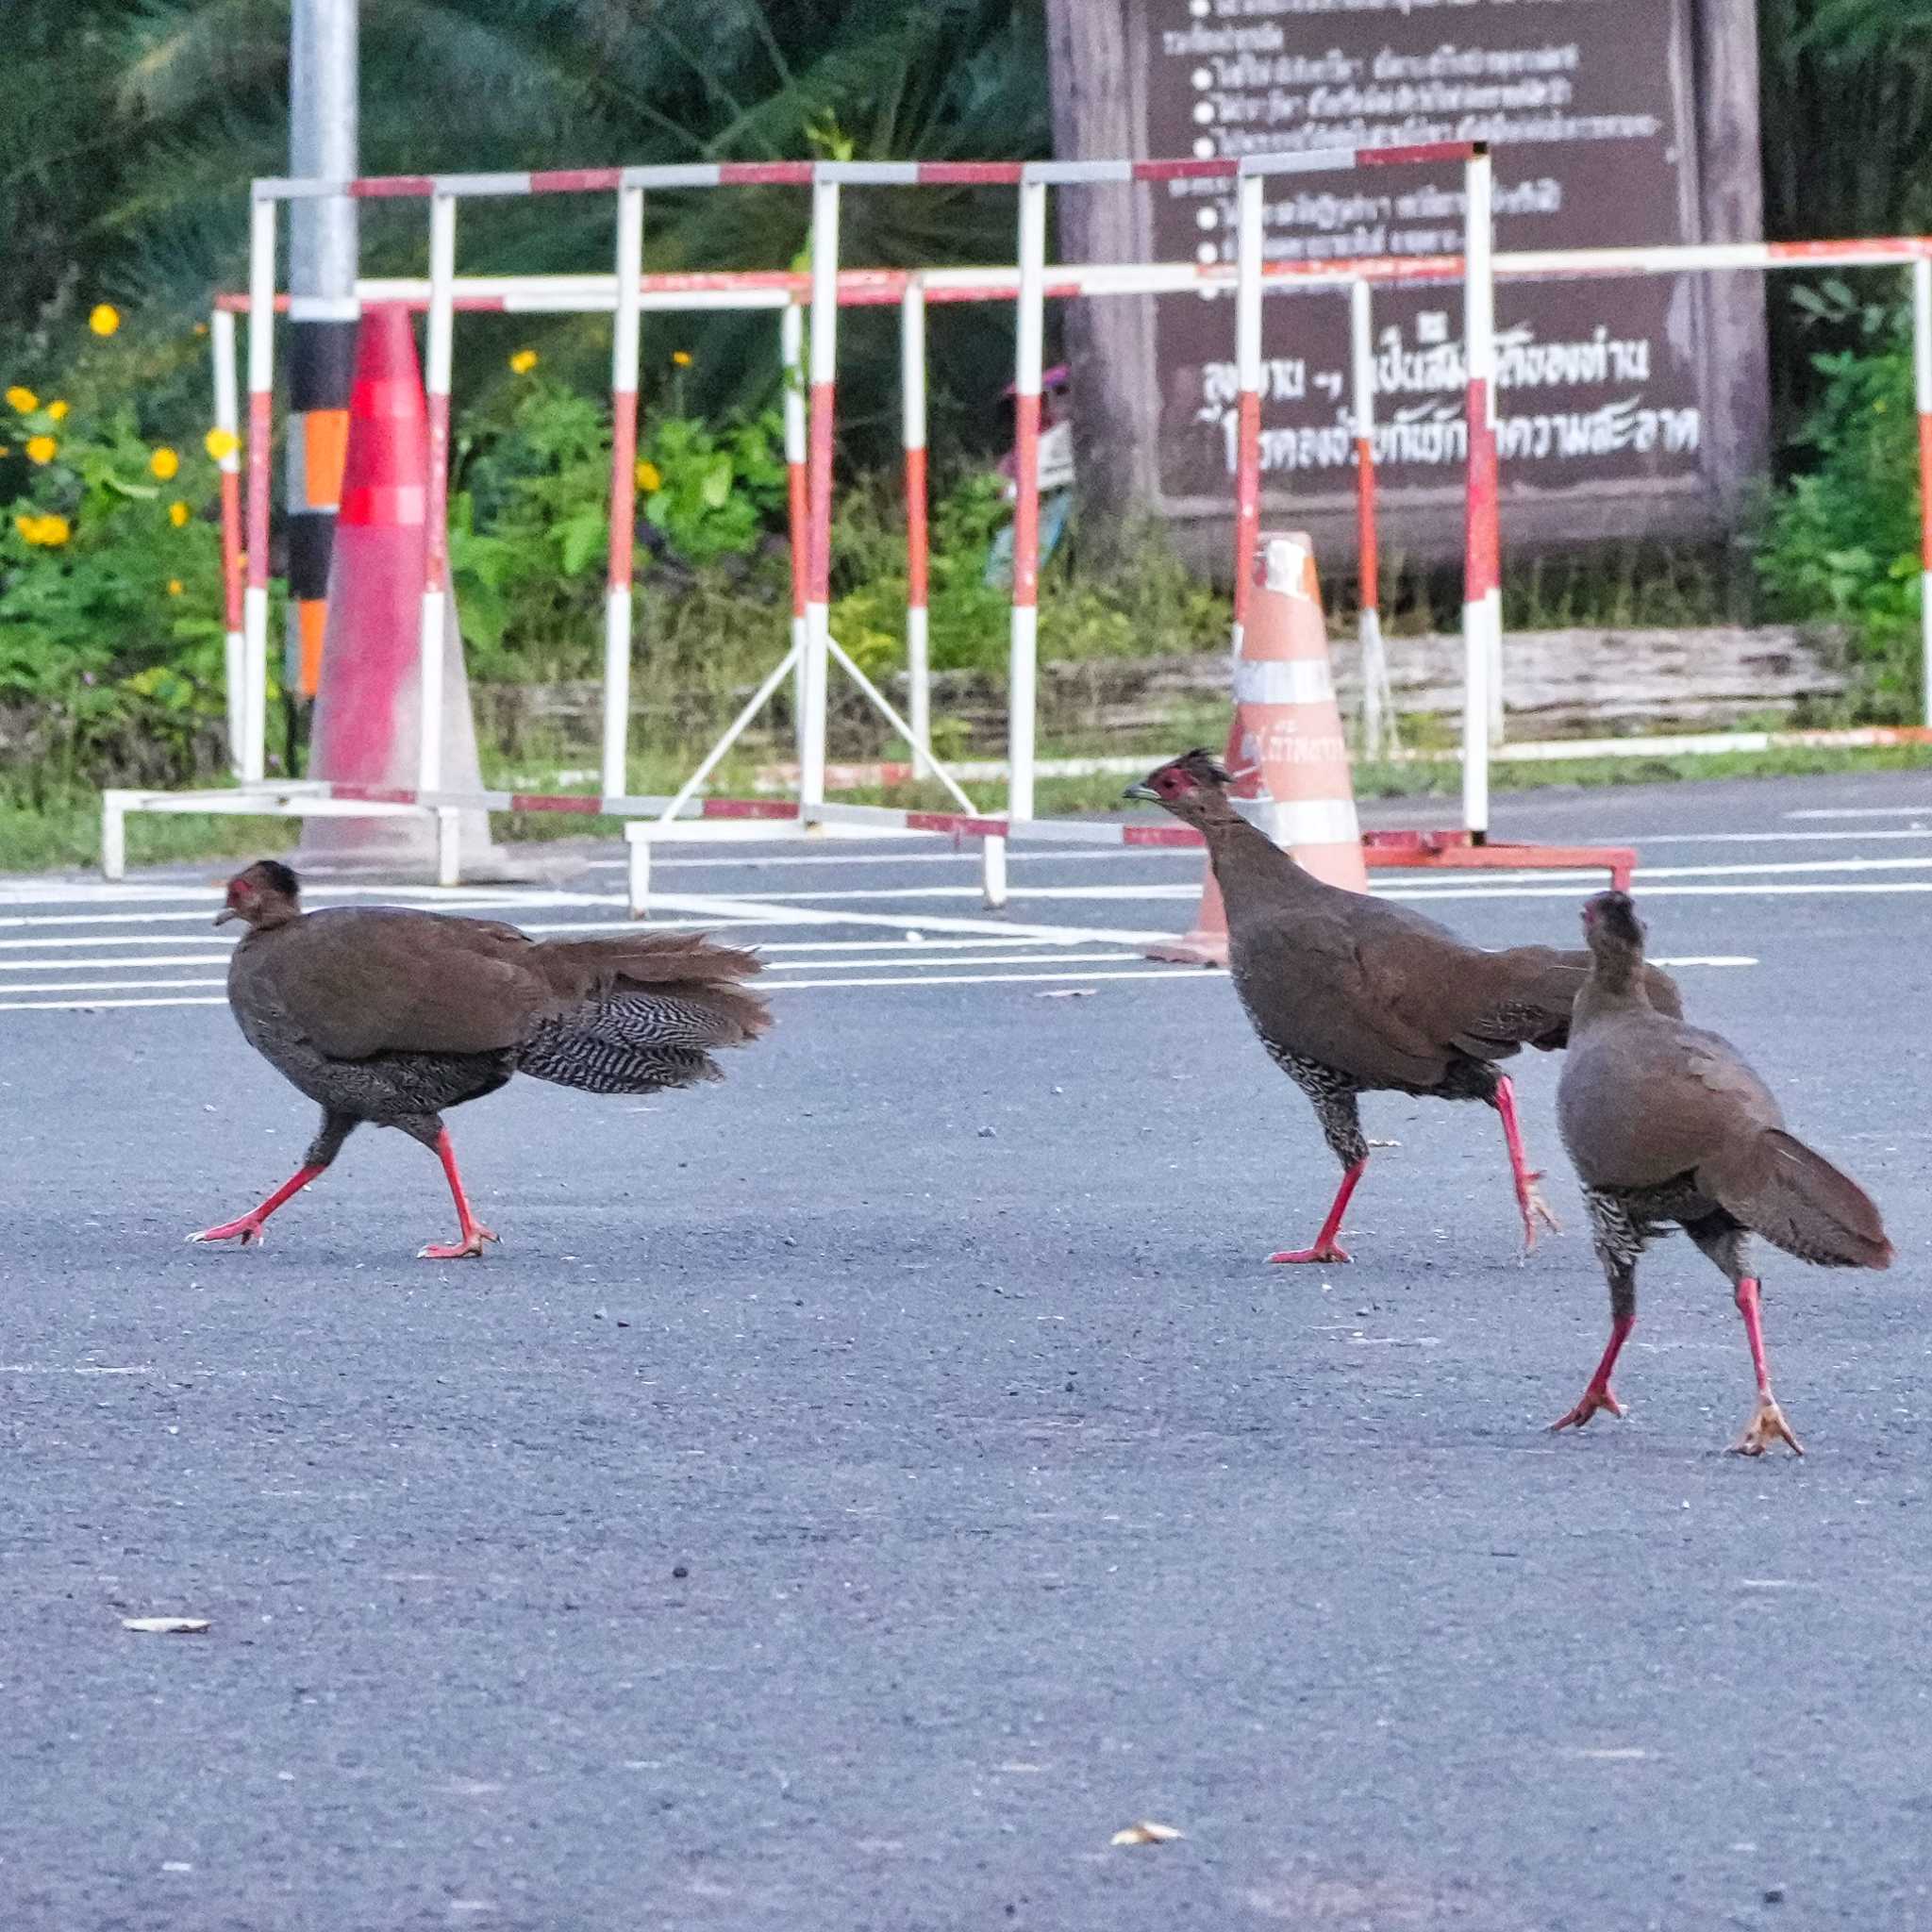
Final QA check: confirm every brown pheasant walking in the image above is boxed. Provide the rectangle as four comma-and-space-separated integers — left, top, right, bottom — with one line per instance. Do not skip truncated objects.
1551, 890, 1890, 1455
1124, 751, 1682, 1262
189, 860, 769, 1257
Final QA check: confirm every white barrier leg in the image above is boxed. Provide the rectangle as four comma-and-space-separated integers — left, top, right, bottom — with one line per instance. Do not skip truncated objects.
980, 832, 1008, 909
436, 807, 461, 886
101, 791, 128, 881
627, 831, 651, 920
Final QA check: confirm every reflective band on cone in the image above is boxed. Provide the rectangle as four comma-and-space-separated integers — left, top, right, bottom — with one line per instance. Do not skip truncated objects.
1149, 530, 1366, 966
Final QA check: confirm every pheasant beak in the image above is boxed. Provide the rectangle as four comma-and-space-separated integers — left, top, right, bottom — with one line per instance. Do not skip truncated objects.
213, 905, 240, 927
1122, 782, 1158, 803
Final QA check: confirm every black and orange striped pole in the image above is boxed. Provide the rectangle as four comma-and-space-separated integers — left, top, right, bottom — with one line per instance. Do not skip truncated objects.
285, 301, 357, 697
286, 0, 358, 703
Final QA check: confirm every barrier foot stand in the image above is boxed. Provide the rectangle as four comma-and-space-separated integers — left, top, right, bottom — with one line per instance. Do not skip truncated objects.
981, 833, 1008, 909
436, 807, 462, 887
101, 790, 130, 881
627, 829, 651, 922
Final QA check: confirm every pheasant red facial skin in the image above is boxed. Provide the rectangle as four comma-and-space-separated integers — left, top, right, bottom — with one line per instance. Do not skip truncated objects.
1552, 889, 1892, 1454
187, 859, 771, 1259
1124, 751, 1685, 1264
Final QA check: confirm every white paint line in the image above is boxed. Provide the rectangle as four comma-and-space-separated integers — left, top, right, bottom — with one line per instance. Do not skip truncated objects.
582, 844, 1200, 874
1785, 807, 1932, 820
1385, 880, 1932, 901
1, 976, 228, 995
1600, 828, 1932, 845
1648, 956, 1757, 967
640, 891, 1177, 946
0, 994, 231, 1013
0, 933, 239, 952
0, 955, 235, 974
1635, 854, 1932, 880
643, 882, 1206, 905
760, 966, 1212, 991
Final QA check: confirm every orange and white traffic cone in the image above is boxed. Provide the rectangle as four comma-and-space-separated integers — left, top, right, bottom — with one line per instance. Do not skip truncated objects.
300, 304, 504, 875
1148, 531, 1366, 965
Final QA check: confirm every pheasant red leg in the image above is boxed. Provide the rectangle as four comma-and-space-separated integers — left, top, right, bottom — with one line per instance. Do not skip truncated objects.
417, 1128, 500, 1260
1549, 1313, 1633, 1432
186, 1162, 327, 1247
1269, 1157, 1364, 1265
1493, 1074, 1560, 1251
1729, 1276, 1803, 1457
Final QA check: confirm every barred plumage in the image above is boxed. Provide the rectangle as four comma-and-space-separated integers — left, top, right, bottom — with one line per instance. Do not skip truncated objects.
192, 861, 771, 1258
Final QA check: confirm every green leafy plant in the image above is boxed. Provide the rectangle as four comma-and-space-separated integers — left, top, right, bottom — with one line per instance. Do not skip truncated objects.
0, 338, 241, 791
1757, 281, 1923, 714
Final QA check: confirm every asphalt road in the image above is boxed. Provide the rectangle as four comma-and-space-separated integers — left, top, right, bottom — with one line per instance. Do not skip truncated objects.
5, 768, 1930, 1931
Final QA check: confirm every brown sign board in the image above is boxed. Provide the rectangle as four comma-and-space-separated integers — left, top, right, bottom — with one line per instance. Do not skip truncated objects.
1047, 0, 1769, 562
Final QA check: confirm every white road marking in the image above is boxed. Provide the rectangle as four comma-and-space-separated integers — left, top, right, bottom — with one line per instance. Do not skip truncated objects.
639, 891, 1177, 945
0, 994, 231, 1013
2, 977, 228, 995
761, 966, 1215, 991
0, 954, 235, 973
1786, 807, 1932, 819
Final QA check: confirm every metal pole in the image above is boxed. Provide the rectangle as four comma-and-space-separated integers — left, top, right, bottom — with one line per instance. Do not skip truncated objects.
803, 175, 841, 810
901, 279, 932, 779
1460, 146, 1498, 837
211, 308, 247, 777
1915, 255, 1932, 730
603, 183, 644, 798
1231, 169, 1265, 649
418, 192, 456, 796
1008, 175, 1048, 824
243, 192, 277, 787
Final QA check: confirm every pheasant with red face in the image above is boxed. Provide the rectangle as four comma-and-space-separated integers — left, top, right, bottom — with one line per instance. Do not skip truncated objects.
1124, 751, 1682, 1263
189, 860, 769, 1258
1551, 891, 1891, 1455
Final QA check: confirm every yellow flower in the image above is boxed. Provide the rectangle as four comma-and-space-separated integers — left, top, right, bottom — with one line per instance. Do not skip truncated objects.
150, 446, 180, 480
167, 578, 184, 596
508, 348, 539, 375
18, 512, 71, 547
672, 350, 692, 368
47, 400, 68, 421
90, 304, 121, 337
193, 322, 208, 336
205, 426, 240, 461
169, 500, 191, 527
25, 435, 58, 465
6, 386, 37, 413
635, 458, 662, 493
0, 446, 8, 458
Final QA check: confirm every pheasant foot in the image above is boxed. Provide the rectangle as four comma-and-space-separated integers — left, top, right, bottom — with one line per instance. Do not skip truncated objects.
186, 1214, 271, 1247
1548, 1381, 1625, 1433
1729, 1394, 1804, 1458
1269, 1241, 1352, 1265
418, 1224, 499, 1261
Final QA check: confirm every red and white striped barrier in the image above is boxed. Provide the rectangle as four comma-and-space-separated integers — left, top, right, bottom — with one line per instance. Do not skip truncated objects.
604, 185, 644, 798
209, 309, 246, 777
1461, 147, 1502, 836
174, 148, 1932, 899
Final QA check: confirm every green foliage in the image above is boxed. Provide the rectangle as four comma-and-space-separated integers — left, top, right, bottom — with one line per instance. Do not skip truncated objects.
825, 469, 1225, 683
1757, 282, 1923, 713
448, 374, 791, 678
0, 333, 248, 791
